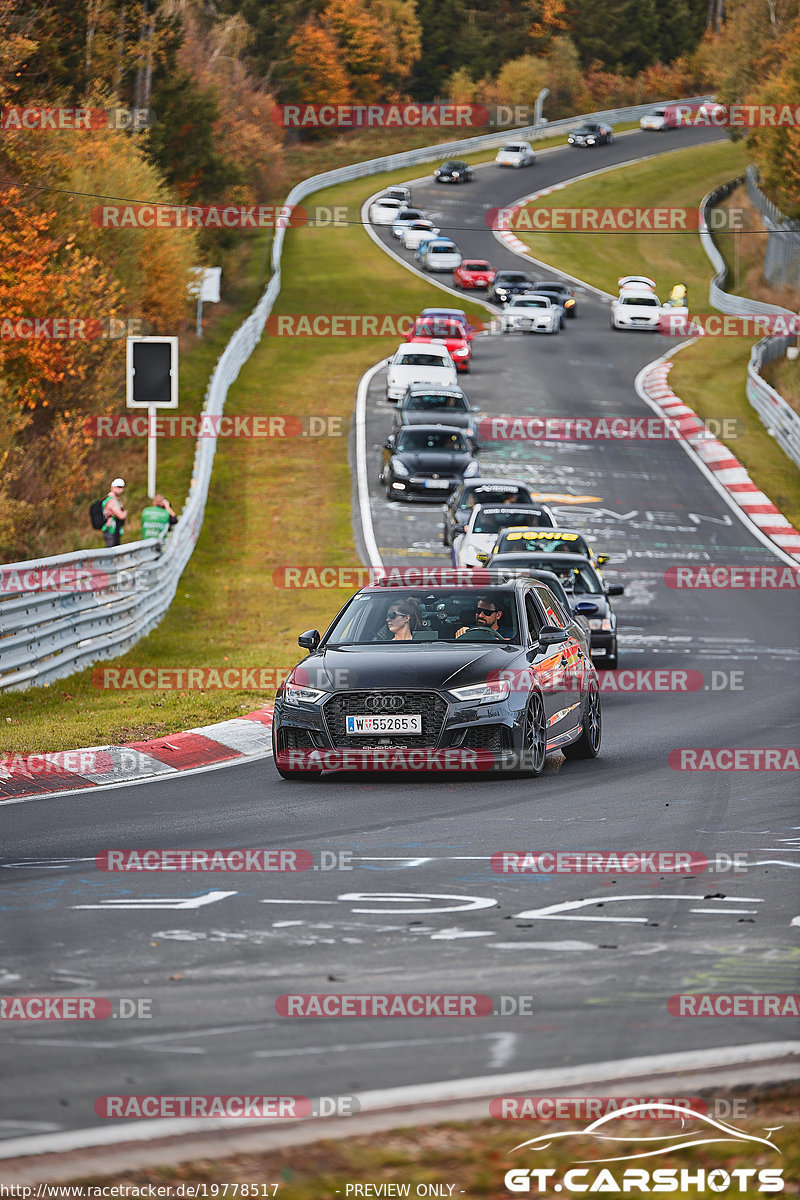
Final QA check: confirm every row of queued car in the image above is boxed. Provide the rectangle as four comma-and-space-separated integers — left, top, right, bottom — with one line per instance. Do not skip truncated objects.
369, 185, 464, 274
380, 307, 483, 501
442, 482, 623, 668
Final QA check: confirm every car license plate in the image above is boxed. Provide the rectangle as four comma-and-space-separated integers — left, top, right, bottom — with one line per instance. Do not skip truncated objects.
424, 479, 450, 489
346, 715, 422, 735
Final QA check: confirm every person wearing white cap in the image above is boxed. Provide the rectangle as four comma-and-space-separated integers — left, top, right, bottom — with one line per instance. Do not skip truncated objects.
102, 478, 128, 547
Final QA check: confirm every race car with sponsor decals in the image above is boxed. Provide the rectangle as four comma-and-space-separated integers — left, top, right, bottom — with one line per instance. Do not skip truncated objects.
486, 528, 608, 565
452, 504, 557, 568
442, 478, 537, 545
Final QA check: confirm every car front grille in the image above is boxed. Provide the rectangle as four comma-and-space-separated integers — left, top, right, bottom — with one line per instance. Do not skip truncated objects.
323, 690, 448, 749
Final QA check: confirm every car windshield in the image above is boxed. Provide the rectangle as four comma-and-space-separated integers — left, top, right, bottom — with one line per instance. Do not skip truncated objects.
498, 273, 530, 284
466, 486, 532, 506
396, 209, 423, 221
503, 145, 525, 153
463, 262, 490, 271
324, 589, 520, 645
621, 295, 659, 307
497, 530, 590, 556
441, 161, 462, 169
396, 351, 449, 367
396, 429, 468, 452
428, 242, 456, 253
522, 559, 602, 594
512, 298, 548, 308
412, 320, 463, 338
472, 508, 549, 534
406, 393, 469, 412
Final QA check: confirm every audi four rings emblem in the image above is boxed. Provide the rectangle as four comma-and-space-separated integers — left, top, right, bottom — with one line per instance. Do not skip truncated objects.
364, 694, 405, 711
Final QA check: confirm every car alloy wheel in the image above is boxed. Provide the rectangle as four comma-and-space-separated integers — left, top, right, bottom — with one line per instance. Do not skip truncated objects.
563, 682, 601, 760
521, 693, 547, 776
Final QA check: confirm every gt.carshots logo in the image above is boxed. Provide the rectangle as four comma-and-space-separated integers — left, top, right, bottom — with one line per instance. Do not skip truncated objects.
503, 1104, 784, 1193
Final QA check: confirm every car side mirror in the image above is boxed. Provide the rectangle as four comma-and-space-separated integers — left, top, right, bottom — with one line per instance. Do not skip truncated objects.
298, 629, 320, 651
607, 584, 624, 596
475, 552, 489, 565
596, 554, 609, 565
575, 601, 599, 615
383, 437, 395, 450
538, 625, 568, 647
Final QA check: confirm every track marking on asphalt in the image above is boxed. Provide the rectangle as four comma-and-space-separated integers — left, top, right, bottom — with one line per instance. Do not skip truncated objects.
72, 890, 237, 911
513, 895, 765, 922
491, 940, 596, 951
254, 1033, 510, 1059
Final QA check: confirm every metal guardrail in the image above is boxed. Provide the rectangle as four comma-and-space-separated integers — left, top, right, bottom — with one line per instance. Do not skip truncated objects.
745, 164, 800, 291
699, 178, 800, 471
0, 94, 713, 692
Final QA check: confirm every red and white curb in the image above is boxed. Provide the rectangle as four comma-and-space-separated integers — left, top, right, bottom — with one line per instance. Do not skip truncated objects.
0, 707, 274, 802
638, 356, 800, 562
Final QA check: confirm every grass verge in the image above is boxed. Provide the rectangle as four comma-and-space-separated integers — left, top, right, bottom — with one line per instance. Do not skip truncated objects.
59, 1097, 800, 1193
1, 176, 486, 752
512, 139, 800, 530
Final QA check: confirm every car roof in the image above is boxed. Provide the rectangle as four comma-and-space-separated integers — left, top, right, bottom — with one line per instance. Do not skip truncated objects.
396, 422, 468, 433
361, 573, 531, 594
405, 384, 465, 395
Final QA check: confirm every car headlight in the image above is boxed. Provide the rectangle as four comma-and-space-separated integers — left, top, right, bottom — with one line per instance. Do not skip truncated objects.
390, 456, 410, 477
284, 682, 326, 705
449, 680, 511, 702
588, 618, 612, 631
463, 460, 479, 477
565, 298, 575, 307
453, 347, 469, 357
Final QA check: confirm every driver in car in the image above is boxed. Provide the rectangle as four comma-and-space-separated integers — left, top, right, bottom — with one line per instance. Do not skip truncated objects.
455, 596, 511, 639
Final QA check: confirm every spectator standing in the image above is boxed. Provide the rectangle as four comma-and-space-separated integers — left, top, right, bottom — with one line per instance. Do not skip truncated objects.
141, 494, 178, 540
102, 478, 127, 548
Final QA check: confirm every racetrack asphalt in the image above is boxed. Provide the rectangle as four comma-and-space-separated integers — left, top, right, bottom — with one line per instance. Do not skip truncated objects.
1, 123, 798, 1151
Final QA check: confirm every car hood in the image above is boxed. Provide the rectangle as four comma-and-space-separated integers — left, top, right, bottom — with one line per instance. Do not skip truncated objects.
298, 644, 521, 691
395, 449, 473, 471
496, 281, 532, 292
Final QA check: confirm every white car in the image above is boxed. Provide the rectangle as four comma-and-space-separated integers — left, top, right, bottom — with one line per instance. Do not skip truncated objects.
502, 295, 561, 334
495, 141, 536, 168
640, 108, 672, 131
370, 197, 404, 225
418, 239, 462, 272
401, 219, 440, 249
452, 502, 556, 568
385, 343, 458, 401
611, 277, 662, 330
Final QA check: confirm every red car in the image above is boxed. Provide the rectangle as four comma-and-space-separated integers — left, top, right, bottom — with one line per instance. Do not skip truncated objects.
453, 259, 496, 290
406, 318, 471, 372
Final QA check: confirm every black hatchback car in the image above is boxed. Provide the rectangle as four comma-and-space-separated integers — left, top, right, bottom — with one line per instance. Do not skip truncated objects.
272, 577, 601, 777
380, 424, 478, 500
568, 121, 614, 146
488, 271, 535, 305
434, 159, 474, 183
487, 552, 623, 667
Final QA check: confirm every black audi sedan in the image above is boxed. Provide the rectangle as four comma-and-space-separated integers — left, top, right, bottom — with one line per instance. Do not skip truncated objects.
380, 424, 478, 500
272, 576, 601, 778
487, 552, 623, 667
434, 159, 474, 183
487, 271, 536, 306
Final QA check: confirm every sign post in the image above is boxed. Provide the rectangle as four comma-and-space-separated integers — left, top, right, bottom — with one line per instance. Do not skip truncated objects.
126, 336, 179, 499
188, 267, 221, 338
